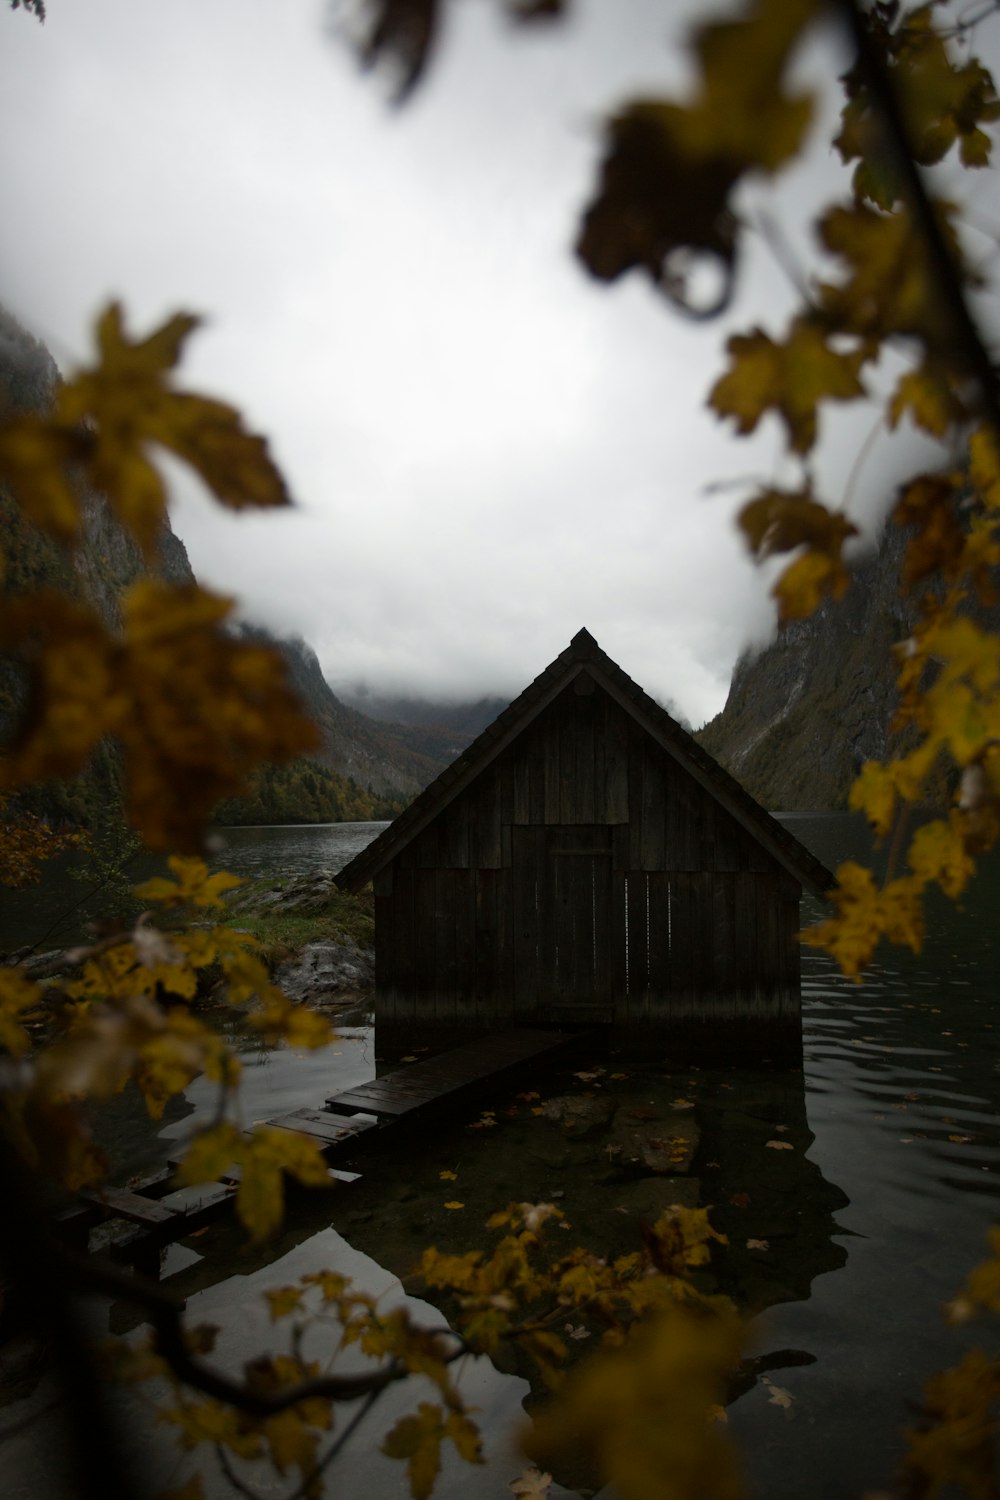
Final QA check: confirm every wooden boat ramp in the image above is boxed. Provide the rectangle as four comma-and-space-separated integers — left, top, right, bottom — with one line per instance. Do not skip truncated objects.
60, 1027, 583, 1278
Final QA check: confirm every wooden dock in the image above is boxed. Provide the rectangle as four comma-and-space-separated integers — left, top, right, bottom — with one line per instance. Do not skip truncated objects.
64, 1027, 580, 1277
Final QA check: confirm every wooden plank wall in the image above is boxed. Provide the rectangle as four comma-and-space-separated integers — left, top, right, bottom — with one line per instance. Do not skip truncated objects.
376, 678, 802, 1031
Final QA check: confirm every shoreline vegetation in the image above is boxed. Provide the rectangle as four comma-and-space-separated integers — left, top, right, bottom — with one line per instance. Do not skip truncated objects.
224, 872, 375, 971
213, 757, 406, 826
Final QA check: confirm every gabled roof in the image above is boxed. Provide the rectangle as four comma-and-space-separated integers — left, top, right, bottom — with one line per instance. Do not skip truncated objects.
336, 628, 834, 896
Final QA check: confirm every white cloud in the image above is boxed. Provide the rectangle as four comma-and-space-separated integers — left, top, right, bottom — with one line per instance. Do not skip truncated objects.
3, 0, 973, 727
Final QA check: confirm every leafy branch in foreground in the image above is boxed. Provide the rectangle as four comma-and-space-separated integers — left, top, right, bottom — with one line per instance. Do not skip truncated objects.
98, 1202, 739, 1500
5, 2, 1000, 1498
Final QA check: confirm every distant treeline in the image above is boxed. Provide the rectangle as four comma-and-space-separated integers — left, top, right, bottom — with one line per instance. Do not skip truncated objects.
214, 757, 407, 826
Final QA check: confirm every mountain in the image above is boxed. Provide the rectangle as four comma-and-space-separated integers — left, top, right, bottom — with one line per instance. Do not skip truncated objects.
260, 637, 457, 797
0, 310, 454, 825
338, 689, 510, 762
697, 525, 921, 810
0, 309, 199, 825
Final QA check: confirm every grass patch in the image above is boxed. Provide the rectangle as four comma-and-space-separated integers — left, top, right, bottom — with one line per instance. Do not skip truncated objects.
224, 882, 375, 969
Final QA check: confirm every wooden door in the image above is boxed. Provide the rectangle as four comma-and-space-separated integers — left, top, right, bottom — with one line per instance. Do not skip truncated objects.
513, 825, 614, 1020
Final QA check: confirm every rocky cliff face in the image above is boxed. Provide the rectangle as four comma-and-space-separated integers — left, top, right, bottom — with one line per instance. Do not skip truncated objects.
266, 637, 450, 797
698, 526, 920, 810
0, 310, 454, 814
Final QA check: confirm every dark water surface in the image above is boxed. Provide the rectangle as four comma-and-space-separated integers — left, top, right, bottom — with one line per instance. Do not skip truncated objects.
7, 813, 1000, 1499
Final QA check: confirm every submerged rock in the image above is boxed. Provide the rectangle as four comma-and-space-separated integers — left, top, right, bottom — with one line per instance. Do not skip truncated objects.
539, 1093, 617, 1138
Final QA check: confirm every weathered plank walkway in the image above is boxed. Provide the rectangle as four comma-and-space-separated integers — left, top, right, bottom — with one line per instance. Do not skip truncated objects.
322, 1027, 569, 1123
63, 1027, 581, 1278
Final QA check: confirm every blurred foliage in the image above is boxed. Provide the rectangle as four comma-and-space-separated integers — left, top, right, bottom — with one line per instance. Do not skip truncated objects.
4, 2, 1000, 1499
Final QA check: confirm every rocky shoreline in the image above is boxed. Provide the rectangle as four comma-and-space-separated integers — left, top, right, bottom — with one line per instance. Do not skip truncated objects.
5, 871, 377, 1019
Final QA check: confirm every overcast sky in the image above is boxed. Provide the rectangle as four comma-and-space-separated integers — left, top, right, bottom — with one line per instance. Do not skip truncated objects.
1, 0, 974, 724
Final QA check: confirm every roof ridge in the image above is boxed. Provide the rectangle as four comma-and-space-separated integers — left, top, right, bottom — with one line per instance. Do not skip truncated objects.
336, 635, 833, 895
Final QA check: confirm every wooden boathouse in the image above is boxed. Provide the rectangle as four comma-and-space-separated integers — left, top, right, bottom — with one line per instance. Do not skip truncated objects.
336, 630, 832, 1062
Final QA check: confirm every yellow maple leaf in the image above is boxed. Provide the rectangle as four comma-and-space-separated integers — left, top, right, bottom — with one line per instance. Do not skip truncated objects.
0, 966, 43, 1057
772, 549, 849, 622
261, 1408, 320, 1477
443, 1200, 465, 1211
161, 1397, 262, 1459
892, 471, 968, 591
176, 1122, 244, 1186
848, 761, 898, 838
383, 1404, 447, 1500
0, 415, 84, 541
263, 1286, 305, 1323
907, 816, 975, 901
526, 1307, 743, 1500
134, 855, 242, 909
818, 199, 967, 346
57, 303, 290, 554
711, 317, 866, 454
970, 426, 1000, 510
236, 1127, 330, 1242
888, 365, 967, 437
738, 487, 858, 562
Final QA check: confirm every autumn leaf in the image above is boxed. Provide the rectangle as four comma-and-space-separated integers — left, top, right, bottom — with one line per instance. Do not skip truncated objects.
176, 1123, 245, 1187
837, 5, 1000, 201
237, 1127, 330, 1242
526, 1307, 744, 1500
802, 861, 925, 977
439, 1169, 457, 1181
0, 582, 318, 850
970, 426, 1000, 510
577, 1, 816, 312
134, 856, 242, 909
892, 471, 968, 590
0, 967, 43, 1057
817, 199, 969, 349
738, 487, 858, 562
762, 1377, 794, 1409
510, 1468, 553, 1500
264, 1287, 305, 1322
772, 549, 850, 622
746, 1239, 770, 1251
56, 303, 290, 554
382, 1404, 447, 1500
0, 415, 85, 541
907, 816, 975, 901
711, 318, 866, 454
443, 1201, 465, 1211
888, 364, 967, 437
764, 1140, 793, 1151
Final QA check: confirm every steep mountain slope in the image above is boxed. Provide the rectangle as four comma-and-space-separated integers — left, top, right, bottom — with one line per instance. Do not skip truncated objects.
268, 638, 454, 797
338, 689, 510, 764
698, 526, 919, 810
0, 310, 454, 819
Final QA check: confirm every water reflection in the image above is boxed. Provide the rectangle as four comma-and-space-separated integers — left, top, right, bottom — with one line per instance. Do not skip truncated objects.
13, 812, 1000, 1500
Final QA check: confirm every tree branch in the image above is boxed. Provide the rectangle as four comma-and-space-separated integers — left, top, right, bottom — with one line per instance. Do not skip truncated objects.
836, 0, 1000, 437
66, 1251, 468, 1416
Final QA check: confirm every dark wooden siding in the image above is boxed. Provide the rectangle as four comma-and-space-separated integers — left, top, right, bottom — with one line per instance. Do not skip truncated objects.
375, 677, 801, 1034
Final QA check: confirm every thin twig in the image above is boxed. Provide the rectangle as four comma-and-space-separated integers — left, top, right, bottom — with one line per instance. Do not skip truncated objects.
215, 1443, 268, 1500
67, 1251, 465, 1414
285, 1387, 384, 1500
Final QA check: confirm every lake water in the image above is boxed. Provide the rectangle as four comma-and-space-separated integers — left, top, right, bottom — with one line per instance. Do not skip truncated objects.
6, 813, 1000, 1500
